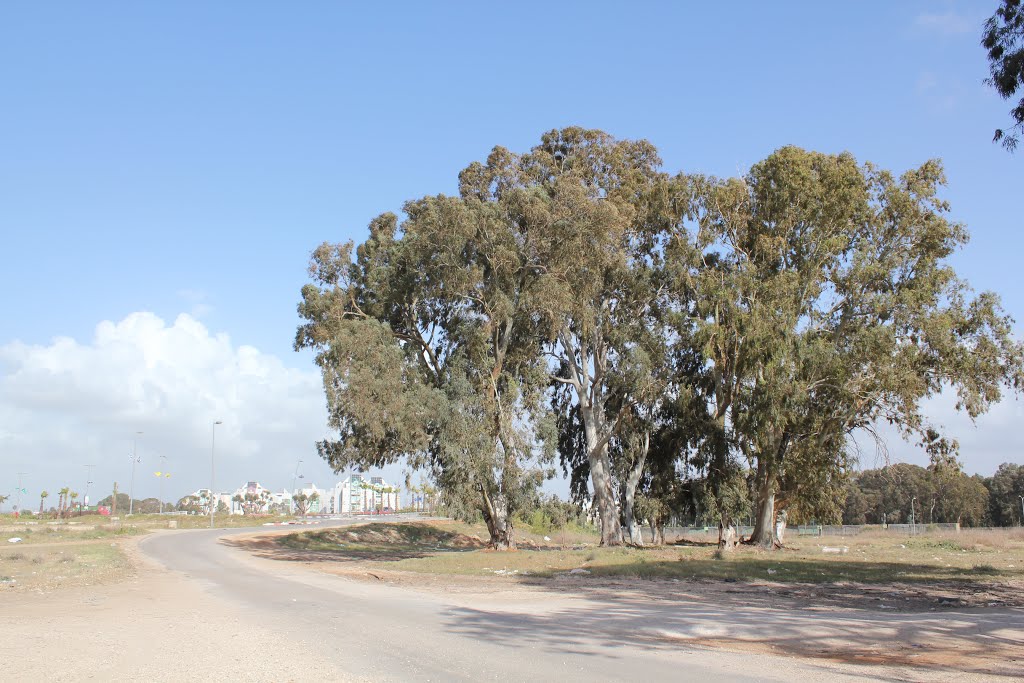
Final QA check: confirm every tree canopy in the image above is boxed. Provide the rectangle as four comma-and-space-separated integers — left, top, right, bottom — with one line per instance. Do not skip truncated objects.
298, 127, 1024, 551
983, 0, 1024, 150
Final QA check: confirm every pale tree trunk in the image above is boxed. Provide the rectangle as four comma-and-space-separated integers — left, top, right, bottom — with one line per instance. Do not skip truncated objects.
480, 487, 515, 551
650, 520, 666, 546
560, 331, 622, 547
749, 435, 790, 549
621, 432, 649, 547
748, 466, 781, 548
719, 520, 737, 550
582, 404, 622, 546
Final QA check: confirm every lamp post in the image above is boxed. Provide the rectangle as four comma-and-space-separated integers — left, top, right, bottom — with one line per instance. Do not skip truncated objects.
15, 472, 27, 515
82, 464, 94, 512
290, 459, 303, 512
158, 454, 167, 514
210, 420, 222, 528
128, 431, 143, 515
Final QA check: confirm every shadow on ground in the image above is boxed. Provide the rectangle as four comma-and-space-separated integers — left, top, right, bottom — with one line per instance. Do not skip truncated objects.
439, 578, 1024, 679
223, 522, 1024, 678
223, 522, 487, 563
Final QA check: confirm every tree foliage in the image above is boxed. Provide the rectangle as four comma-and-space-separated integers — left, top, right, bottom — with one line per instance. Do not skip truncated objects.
298, 127, 1024, 552
983, 0, 1024, 150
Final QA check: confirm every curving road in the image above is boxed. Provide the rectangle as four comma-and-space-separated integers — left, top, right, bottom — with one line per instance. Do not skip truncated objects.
138, 519, 1017, 682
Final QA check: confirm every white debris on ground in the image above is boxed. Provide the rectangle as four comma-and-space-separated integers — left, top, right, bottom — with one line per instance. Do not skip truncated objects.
822, 546, 848, 554
8, 537, 22, 543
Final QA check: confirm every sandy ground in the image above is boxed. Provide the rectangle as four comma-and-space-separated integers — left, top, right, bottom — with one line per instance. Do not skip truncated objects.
0, 537, 357, 682
4, 526, 1023, 681
229, 529, 1024, 679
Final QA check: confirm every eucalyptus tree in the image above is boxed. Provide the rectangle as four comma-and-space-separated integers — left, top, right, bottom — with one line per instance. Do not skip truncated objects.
298, 159, 560, 549
983, 0, 1024, 150
470, 127, 674, 547
987, 462, 1024, 525
674, 146, 1024, 548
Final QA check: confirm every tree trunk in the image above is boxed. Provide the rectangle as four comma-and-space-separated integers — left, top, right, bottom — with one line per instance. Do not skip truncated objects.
621, 433, 649, 547
748, 469, 781, 548
480, 487, 516, 551
711, 414, 737, 552
582, 403, 623, 546
719, 519, 737, 551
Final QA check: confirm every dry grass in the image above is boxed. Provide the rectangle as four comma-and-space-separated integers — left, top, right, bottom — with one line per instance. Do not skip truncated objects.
273, 521, 1024, 592
0, 512, 298, 538
0, 541, 131, 592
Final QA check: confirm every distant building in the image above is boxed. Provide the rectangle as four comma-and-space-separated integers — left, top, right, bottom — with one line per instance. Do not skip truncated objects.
290, 483, 331, 514
321, 474, 400, 514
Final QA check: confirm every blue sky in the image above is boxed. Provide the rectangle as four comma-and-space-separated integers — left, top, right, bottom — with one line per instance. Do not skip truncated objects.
1, 2, 1022, 501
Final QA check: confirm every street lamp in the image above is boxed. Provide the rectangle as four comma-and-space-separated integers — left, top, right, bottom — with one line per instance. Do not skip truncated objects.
83, 464, 95, 513
128, 431, 143, 515
14, 472, 27, 516
158, 454, 167, 514
291, 459, 303, 511
210, 420, 223, 528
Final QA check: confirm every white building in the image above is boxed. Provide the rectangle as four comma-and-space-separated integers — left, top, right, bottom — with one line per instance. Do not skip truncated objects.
321, 474, 400, 514
291, 483, 331, 514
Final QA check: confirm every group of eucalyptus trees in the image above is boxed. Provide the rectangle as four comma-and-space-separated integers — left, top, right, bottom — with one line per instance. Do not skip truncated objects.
297, 128, 1023, 550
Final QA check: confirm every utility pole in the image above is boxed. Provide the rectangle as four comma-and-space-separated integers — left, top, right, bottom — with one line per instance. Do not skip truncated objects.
128, 431, 143, 515
910, 497, 917, 536
158, 454, 167, 514
82, 464, 95, 512
290, 459, 303, 512
15, 472, 27, 515
210, 420, 222, 528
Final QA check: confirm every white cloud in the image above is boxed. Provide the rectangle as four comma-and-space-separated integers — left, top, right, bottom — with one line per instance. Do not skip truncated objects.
0, 312, 342, 506
914, 10, 974, 35
1, 312, 1017, 510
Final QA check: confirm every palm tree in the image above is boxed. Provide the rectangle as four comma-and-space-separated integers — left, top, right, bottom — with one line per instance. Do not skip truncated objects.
69, 491, 79, 516
39, 490, 49, 516
0, 494, 9, 513
379, 485, 398, 513
58, 487, 70, 518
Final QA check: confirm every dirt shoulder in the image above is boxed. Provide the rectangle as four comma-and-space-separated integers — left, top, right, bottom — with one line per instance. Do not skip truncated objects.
0, 533, 356, 682
227, 526, 1024, 679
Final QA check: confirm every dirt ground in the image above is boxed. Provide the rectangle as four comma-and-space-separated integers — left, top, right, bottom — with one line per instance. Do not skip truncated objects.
227, 528, 1024, 678
0, 537, 359, 682
4, 524, 1023, 680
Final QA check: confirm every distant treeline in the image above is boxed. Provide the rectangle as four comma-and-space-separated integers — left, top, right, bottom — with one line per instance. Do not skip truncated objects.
842, 462, 1024, 527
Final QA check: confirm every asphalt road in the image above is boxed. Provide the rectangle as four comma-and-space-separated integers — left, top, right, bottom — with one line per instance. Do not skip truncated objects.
137, 519, 956, 682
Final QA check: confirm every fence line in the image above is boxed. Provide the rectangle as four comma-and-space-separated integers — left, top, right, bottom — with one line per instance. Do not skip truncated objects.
640, 522, 964, 543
